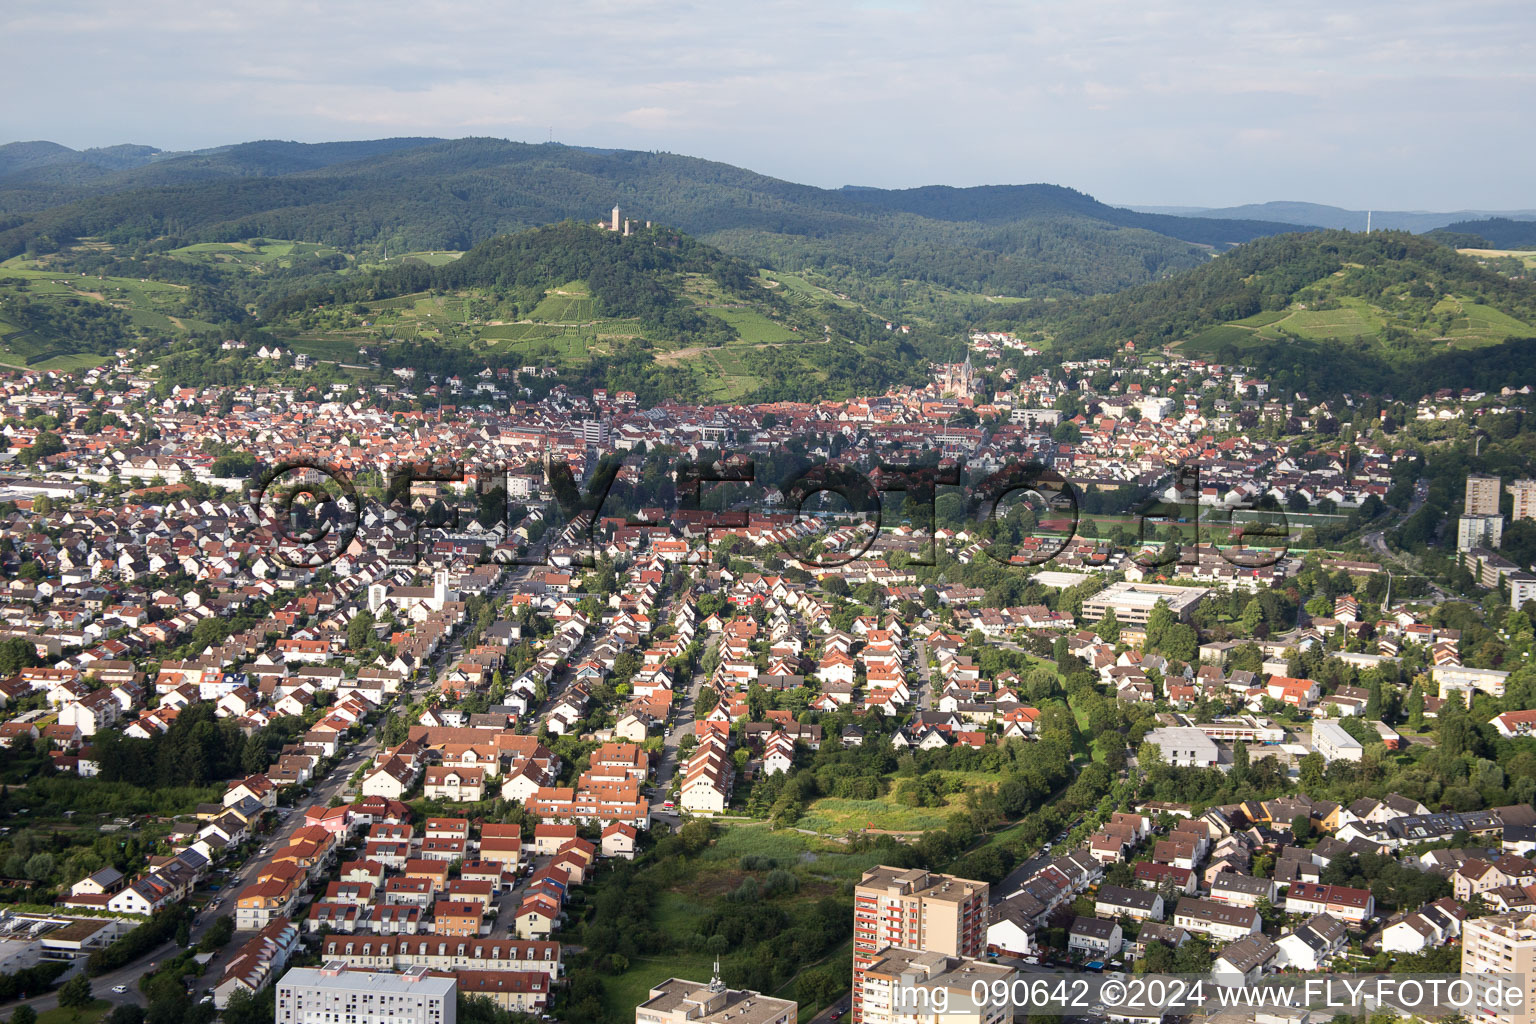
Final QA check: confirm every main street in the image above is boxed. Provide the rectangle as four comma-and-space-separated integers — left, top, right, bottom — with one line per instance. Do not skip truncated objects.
653, 628, 719, 797
913, 638, 934, 709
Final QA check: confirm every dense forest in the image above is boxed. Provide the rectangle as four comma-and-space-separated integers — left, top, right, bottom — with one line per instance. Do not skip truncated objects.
1432, 217, 1536, 250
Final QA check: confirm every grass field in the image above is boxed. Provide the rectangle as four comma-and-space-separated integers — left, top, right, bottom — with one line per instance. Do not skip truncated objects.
1261, 301, 1378, 340
479, 323, 567, 341
796, 769, 1002, 834
1230, 309, 1291, 327
604, 948, 718, 1018
712, 306, 799, 343
290, 336, 372, 362
695, 347, 763, 401
601, 823, 876, 1021
483, 330, 595, 363
1436, 296, 1534, 340
0, 318, 110, 370
387, 250, 464, 267
1179, 289, 1533, 356
169, 238, 349, 272
37, 999, 112, 1024
530, 281, 596, 322
1460, 247, 1536, 268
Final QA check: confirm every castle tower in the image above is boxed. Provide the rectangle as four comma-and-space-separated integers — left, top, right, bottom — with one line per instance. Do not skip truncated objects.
611, 205, 621, 231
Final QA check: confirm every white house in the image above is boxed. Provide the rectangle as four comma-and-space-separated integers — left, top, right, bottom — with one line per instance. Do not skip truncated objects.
1273, 914, 1347, 971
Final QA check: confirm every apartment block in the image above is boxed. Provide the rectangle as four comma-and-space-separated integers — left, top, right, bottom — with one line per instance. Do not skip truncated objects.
1311, 720, 1364, 763
1512, 479, 1536, 522
852, 867, 988, 1023
276, 964, 456, 1024
1459, 514, 1505, 553
1462, 912, 1536, 1024
1467, 475, 1503, 516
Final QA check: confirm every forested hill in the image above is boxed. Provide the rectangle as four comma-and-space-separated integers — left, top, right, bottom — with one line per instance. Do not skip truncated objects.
0, 136, 1312, 299
989, 230, 1536, 398
266, 221, 761, 331
248, 221, 933, 406
1432, 217, 1536, 250
0, 138, 444, 196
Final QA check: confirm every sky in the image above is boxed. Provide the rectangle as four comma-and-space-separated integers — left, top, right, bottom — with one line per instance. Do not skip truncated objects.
2, 0, 1533, 210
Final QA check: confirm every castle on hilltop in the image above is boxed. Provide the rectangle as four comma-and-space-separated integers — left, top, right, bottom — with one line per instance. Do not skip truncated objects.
597, 204, 652, 236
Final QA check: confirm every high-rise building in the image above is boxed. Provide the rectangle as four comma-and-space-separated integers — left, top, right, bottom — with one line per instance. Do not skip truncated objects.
859, 948, 1014, 1024
1511, 479, 1536, 522
1467, 474, 1502, 516
276, 964, 456, 1024
635, 968, 795, 1024
580, 418, 611, 446
1462, 912, 1536, 1024
1459, 514, 1505, 553
852, 868, 988, 1023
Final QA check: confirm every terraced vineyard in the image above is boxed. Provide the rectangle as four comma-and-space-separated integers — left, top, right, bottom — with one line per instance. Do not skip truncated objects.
1180, 292, 1535, 358
0, 257, 211, 368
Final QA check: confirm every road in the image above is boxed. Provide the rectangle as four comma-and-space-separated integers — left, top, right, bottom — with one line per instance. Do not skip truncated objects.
807, 993, 851, 1024
1360, 477, 1453, 603
1362, 530, 1453, 605
653, 628, 719, 796
913, 639, 933, 710
184, 731, 384, 1002
990, 814, 1085, 904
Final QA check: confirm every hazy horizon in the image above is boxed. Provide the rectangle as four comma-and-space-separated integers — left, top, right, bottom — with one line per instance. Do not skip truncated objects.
3, 0, 1533, 211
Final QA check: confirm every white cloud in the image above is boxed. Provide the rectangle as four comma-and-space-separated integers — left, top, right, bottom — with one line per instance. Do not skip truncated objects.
0, 0, 1531, 207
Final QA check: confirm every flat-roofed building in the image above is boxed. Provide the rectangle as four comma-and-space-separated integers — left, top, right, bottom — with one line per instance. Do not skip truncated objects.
1512, 479, 1536, 522
635, 970, 795, 1024
276, 964, 456, 1024
1459, 514, 1504, 552
860, 947, 1014, 1024
1436, 664, 1511, 700
1082, 582, 1208, 628
1467, 474, 1502, 516
1311, 720, 1364, 763
1141, 727, 1220, 769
